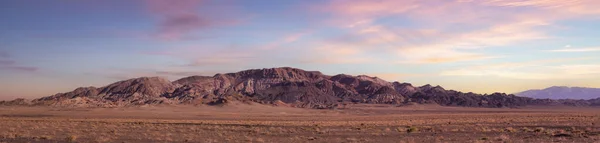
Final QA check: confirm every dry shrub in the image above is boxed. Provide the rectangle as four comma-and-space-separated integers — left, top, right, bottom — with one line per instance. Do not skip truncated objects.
480, 127, 492, 132
534, 127, 545, 133
396, 127, 404, 132
504, 127, 516, 133
39, 135, 52, 140
65, 135, 77, 142
407, 127, 418, 133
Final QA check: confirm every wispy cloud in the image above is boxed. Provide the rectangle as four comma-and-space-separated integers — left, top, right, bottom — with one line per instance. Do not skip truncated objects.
145, 0, 239, 40
397, 20, 547, 63
313, 0, 554, 64
0, 66, 39, 72
479, 0, 582, 8
547, 47, 600, 52
0, 52, 38, 72
0, 60, 16, 65
0, 60, 39, 72
140, 0, 599, 67
417, 54, 500, 64
440, 57, 598, 80
479, 0, 600, 15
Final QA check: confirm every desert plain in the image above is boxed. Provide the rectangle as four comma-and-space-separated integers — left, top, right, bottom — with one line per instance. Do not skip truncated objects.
0, 102, 599, 143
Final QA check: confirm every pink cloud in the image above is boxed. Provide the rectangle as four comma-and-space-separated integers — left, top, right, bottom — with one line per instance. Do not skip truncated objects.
140, 0, 599, 66
470, 0, 600, 19
139, 51, 174, 56
323, 0, 419, 20
145, 0, 240, 40
307, 0, 588, 64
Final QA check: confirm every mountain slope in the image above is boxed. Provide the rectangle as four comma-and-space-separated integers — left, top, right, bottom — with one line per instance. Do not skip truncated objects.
5, 67, 597, 108
516, 86, 600, 100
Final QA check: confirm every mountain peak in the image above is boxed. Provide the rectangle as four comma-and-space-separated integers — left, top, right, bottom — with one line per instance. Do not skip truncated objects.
224, 67, 325, 80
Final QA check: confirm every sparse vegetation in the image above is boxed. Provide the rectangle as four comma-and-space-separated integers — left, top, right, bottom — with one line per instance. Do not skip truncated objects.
395, 127, 404, 132
407, 127, 419, 133
66, 135, 77, 142
534, 127, 545, 133
504, 127, 516, 133
0, 106, 598, 142
39, 135, 52, 140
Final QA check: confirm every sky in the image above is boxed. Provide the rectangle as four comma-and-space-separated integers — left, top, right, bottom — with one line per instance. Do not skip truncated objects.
1, 0, 600, 100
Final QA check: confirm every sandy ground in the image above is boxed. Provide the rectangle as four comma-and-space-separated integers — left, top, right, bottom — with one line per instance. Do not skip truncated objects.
0, 102, 599, 143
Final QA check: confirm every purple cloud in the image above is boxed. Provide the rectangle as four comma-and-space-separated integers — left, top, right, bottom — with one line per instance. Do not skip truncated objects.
0, 60, 16, 65
0, 51, 8, 58
146, 0, 212, 40
145, 0, 241, 40
0, 66, 39, 72
0, 54, 39, 72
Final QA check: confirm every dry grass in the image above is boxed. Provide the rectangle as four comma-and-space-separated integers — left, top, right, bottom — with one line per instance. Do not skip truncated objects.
0, 105, 598, 142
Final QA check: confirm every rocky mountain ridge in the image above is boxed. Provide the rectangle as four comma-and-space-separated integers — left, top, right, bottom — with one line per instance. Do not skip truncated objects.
516, 86, 600, 100
3, 67, 600, 108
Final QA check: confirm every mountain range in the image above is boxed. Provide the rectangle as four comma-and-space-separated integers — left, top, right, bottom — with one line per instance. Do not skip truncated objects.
516, 86, 600, 100
2, 67, 600, 108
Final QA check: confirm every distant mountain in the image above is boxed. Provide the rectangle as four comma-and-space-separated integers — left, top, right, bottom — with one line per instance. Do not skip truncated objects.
2, 67, 599, 108
516, 86, 600, 100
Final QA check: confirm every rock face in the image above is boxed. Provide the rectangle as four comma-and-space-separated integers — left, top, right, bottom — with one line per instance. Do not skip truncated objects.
6, 67, 598, 108
516, 86, 600, 100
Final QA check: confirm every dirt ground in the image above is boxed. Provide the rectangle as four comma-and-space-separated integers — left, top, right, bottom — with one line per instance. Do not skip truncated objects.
0, 102, 599, 143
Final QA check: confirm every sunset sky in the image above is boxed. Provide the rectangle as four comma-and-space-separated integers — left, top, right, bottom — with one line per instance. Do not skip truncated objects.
1, 0, 600, 99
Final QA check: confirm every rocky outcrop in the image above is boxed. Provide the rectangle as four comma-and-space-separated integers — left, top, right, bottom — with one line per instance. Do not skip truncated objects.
4, 67, 598, 108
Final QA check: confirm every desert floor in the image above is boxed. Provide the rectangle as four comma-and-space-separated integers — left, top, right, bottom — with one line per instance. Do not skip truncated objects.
0, 103, 599, 143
